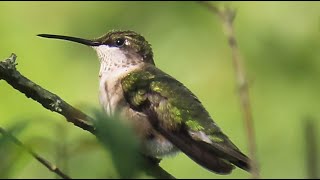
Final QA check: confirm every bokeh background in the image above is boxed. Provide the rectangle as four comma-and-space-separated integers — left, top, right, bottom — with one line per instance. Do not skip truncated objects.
0, 1, 319, 179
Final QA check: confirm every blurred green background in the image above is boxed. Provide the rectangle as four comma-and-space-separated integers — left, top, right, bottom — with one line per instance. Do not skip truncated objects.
0, 1, 319, 179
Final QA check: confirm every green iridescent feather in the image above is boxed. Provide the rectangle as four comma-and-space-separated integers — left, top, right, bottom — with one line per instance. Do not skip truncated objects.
121, 64, 236, 146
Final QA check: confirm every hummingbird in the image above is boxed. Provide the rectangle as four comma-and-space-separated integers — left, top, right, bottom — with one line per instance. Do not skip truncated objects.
37, 30, 250, 174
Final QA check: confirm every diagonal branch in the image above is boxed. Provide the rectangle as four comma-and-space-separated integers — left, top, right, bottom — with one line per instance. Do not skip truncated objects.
0, 53, 175, 179
0, 53, 95, 133
198, 1, 260, 178
0, 126, 71, 179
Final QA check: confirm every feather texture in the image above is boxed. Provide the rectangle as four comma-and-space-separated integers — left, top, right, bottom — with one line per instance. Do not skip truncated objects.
122, 64, 250, 174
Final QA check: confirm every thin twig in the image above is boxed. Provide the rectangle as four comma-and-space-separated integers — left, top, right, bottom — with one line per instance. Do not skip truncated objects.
0, 53, 175, 179
144, 160, 176, 179
198, 1, 259, 178
198, 1, 222, 18
0, 126, 71, 179
304, 117, 319, 179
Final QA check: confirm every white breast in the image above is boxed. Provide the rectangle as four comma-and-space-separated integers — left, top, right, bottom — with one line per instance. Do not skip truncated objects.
99, 73, 119, 116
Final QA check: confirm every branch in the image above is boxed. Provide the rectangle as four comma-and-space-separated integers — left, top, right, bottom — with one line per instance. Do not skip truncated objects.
304, 117, 319, 179
0, 126, 71, 179
198, 2, 260, 178
0, 53, 95, 133
0, 54, 174, 179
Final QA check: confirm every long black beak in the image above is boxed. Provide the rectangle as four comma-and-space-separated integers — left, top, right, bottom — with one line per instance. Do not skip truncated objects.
37, 34, 101, 46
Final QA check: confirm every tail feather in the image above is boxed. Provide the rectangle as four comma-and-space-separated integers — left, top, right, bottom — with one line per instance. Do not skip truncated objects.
144, 108, 250, 174
200, 140, 251, 172
158, 126, 235, 174
226, 149, 251, 172
164, 128, 251, 174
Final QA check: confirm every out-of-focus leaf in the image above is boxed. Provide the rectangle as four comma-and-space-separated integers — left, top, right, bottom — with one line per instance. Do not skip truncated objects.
93, 109, 143, 178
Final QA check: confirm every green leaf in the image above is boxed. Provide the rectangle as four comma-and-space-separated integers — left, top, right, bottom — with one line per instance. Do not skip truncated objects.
92, 109, 144, 178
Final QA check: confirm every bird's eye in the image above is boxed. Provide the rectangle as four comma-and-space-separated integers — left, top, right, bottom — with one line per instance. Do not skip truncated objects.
115, 38, 125, 47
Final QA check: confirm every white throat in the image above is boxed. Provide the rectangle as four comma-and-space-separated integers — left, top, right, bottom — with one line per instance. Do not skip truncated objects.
93, 45, 143, 115
93, 45, 141, 77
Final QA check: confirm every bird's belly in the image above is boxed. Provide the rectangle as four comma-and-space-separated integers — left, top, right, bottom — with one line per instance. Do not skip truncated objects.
142, 132, 179, 157
99, 78, 178, 157
123, 107, 179, 157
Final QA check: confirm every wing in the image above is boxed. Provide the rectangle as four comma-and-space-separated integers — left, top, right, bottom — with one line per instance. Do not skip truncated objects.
121, 64, 250, 174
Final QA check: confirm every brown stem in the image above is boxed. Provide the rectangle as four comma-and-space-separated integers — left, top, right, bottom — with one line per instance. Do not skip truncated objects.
198, 2, 260, 178
304, 117, 319, 179
0, 126, 71, 179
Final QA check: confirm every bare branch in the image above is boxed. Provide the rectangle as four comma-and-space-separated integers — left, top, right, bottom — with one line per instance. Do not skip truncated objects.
0, 126, 71, 179
304, 117, 319, 179
198, 2, 260, 178
0, 53, 95, 134
0, 54, 175, 179
198, 1, 222, 17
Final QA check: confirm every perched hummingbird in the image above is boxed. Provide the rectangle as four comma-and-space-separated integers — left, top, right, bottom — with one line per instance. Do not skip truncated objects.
38, 30, 250, 174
